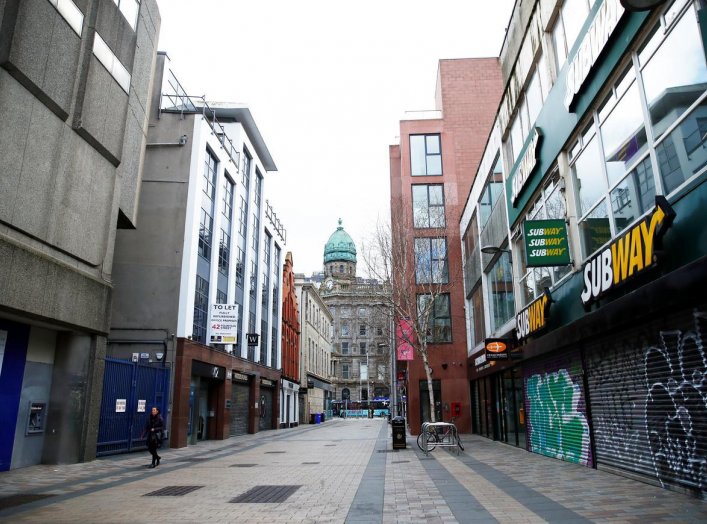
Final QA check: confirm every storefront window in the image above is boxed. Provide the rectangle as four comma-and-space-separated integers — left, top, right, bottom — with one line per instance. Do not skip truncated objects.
579, 200, 611, 258
572, 134, 605, 216
610, 156, 656, 233
470, 285, 485, 347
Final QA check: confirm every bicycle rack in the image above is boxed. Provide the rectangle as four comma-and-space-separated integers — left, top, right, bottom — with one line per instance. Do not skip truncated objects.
419, 422, 462, 455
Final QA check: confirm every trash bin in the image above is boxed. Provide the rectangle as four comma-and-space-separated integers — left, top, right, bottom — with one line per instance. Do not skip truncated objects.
315, 413, 321, 424
310, 413, 315, 424
391, 416, 406, 449
320, 412, 325, 422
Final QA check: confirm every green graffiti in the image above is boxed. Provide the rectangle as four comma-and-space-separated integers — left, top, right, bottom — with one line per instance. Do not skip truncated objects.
526, 369, 590, 465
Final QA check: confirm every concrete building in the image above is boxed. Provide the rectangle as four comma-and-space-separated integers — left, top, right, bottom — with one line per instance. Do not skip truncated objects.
280, 252, 300, 427
0, 0, 160, 469
389, 58, 503, 434
295, 275, 334, 423
460, 0, 707, 497
320, 220, 393, 415
109, 53, 286, 448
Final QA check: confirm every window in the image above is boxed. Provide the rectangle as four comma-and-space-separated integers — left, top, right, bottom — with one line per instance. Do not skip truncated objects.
552, 0, 592, 73
517, 172, 571, 307
341, 324, 349, 336
235, 247, 245, 288
417, 294, 451, 343
218, 229, 230, 274
412, 184, 445, 228
487, 251, 514, 332
193, 275, 209, 343
568, 5, 706, 259
376, 326, 383, 336
342, 364, 350, 379
112, 0, 140, 30
203, 149, 217, 200
198, 208, 213, 259
358, 307, 367, 316
410, 134, 442, 176
255, 173, 263, 207
359, 324, 366, 336
414, 237, 448, 284
216, 289, 227, 304
479, 156, 504, 228
222, 176, 234, 219
470, 285, 485, 346
359, 342, 367, 355
251, 214, 260, 251
341, 341, 349, 354
242, 150, 251, 190
238, 196, 247, 237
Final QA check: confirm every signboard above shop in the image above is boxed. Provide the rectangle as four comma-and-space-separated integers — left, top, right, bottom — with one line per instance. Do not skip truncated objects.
580, 197, 675, 307
523, 219, 571, 267
516, 289, 552, 342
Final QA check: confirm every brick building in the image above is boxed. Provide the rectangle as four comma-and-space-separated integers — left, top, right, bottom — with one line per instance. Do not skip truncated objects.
280, 252, 301, 427
389, 58, 503, 433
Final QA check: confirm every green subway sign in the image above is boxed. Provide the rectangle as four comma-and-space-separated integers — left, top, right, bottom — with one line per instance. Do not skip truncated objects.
523, 219, 570, 267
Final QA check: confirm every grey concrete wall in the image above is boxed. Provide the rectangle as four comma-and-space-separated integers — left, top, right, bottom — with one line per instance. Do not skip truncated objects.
11, 361, 52, 469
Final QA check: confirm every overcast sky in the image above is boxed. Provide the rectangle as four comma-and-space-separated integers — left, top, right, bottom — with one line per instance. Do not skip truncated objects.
154, 0, 514, 276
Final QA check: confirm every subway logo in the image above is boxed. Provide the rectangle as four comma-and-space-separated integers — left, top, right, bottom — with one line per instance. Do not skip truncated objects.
580, 196, 675, 306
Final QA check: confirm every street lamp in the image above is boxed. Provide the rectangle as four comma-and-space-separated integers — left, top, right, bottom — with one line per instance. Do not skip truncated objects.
480, 245, 511, 255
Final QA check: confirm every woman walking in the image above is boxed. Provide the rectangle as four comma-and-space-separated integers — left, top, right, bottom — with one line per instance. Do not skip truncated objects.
142, 406, 164, 468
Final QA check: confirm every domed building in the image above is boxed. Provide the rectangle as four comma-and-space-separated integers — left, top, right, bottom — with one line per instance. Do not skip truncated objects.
323, 219, 357, 280
318, 220, 393, 415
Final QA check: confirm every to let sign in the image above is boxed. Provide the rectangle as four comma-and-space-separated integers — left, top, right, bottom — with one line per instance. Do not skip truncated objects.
208, 303, 239, 344
523, 219, 570, 267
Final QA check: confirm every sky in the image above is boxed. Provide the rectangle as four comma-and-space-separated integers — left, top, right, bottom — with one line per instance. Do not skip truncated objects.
154, 0, 515, 276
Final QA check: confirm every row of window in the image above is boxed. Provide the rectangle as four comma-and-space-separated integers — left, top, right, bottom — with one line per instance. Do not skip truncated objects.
464, 0, 706, 346
338, 324, 384, 337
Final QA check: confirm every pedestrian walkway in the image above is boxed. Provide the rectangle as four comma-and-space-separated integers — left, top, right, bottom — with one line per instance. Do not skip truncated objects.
0, 419, 705, 523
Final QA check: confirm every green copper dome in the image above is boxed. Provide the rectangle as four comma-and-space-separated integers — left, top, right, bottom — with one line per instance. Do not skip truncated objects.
324, 219, 357, 264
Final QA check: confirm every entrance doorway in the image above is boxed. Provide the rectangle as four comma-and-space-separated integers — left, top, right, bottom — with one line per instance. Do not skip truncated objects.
419, 379, 442, 423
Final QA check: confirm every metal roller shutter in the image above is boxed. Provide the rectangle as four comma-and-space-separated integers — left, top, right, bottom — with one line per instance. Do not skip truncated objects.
523, 350, 592, 466
586, 309, 707, 494
230, 382, 249, 436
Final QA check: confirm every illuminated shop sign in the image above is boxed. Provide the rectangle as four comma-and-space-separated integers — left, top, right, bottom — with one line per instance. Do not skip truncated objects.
564, 0, 625, 110
485, 339, 510, 360
523, 219, 570, 266
516, 290, 552, 341
511, 128, 541, 206
580, 197, 675, 306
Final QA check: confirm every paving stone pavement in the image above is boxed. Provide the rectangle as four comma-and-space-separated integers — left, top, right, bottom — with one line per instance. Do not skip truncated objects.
0, 419, 705, 523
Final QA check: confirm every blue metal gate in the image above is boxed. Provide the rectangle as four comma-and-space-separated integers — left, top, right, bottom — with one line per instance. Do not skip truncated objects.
97, 358, 170, 456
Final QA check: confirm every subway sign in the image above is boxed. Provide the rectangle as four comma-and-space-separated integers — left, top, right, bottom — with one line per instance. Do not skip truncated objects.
516, 290, 552, 341
523, 219, 570, 267
580, 197, 675, 306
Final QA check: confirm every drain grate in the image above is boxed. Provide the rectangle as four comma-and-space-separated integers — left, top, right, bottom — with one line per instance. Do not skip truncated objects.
302, 461, 320, 465
179, 457, 209, 462
264, 451, 286, 454
144, 485, 204, 497
230, 463, 258, 468
324, 444, 336, 447
0, 494, 55, 510
230, 485, 301, 503
392, 460, 410, 464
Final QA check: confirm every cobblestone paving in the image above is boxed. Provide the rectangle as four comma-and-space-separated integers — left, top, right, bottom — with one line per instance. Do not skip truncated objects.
0, 419, 705, 523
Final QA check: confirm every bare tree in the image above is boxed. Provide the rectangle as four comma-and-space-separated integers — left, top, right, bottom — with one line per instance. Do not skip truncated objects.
361, 206, 461, 423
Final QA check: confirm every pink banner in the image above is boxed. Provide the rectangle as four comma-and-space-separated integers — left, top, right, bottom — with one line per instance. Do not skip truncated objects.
396, 318, 414, 361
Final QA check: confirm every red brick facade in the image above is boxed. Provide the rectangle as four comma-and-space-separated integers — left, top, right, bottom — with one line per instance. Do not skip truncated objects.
281, 252, 300, 383
390, 58, 502, 434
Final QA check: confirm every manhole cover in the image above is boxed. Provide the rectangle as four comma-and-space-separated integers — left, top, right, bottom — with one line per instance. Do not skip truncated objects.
302, 461, 320, 465
230, 463, 258, 468
265, 451, 286, 454
230, 485, 301, 503
144, 486, 204, 497
0, 494, 55, 510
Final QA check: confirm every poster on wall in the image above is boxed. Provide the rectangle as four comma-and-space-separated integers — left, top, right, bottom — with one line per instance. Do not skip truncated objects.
208, 304, 239, 344
137, 400, 146, 413
115, 399, 127, 413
